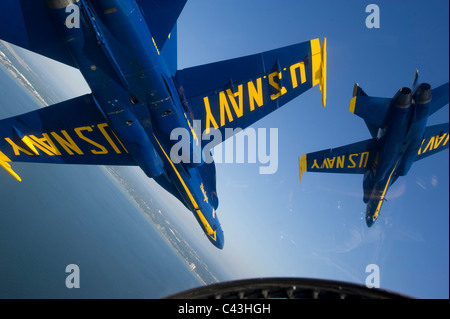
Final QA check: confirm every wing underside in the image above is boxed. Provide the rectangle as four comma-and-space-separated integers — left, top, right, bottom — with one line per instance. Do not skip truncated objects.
0, 94, 136, 181
415, 123, 449, 162
429, 82, 449, 116
299, 139, 378, 181
175, 38, 327, 150
349, 83, 392, 136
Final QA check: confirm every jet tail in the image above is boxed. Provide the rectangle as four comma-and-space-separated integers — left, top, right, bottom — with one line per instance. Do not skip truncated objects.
135, 0, 187, 50
412, 69, 420, 91
411, 70, 448, 116
349, 84, 392, 137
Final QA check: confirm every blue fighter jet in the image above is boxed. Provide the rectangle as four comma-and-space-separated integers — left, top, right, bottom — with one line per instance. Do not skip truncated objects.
0, 0, 326, 249
299, 72, 449, 227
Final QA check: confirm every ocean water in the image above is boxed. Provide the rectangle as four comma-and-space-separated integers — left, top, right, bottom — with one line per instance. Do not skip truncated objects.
0, 65, 202, 298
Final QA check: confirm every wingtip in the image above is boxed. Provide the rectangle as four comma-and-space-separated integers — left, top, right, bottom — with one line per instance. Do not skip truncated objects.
321, 38, 327, 108
299, 154, 307, 182
311, 38, 327, 107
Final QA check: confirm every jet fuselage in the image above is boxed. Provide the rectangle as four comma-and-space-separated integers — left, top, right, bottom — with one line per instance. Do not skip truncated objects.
364, 83, 432, 226
46, 0, 224, 248
0, 0, 328, 248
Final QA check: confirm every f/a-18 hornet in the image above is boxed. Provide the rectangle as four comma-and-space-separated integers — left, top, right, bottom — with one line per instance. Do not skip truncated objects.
300, 71, 448, 226
0, 0, 326, 248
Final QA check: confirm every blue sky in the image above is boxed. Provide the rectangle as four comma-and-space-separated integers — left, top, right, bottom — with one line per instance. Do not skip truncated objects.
174, 0, 449, 298
1, 0, 448, 298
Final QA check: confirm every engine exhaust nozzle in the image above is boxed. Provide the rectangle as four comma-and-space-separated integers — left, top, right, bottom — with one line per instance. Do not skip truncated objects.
414, 83, 432, 105
393, 87, 412, 109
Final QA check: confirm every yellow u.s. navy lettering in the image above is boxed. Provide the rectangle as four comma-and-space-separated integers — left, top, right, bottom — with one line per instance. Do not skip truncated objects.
3, 123, 127, 157
75, 126, 109, 155
311, 151, 370, 170
50, 130, 84, 155
200, 183, 209, 203
203, 57, 308, 133
418, 132, 449, 155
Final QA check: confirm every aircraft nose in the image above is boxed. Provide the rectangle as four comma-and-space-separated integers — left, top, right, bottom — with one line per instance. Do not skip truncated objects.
365, 202, 377, 227
214, 229, 225, 249
365, 214, 375, 227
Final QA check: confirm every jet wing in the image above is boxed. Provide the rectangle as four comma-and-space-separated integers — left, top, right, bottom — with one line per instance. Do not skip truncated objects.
429, 82, 449, 116
299, 139, 378, 181
0, 94, 136, 181
175, 38, 327, 150
0, 0, 77, 68
415, 123, 449, 162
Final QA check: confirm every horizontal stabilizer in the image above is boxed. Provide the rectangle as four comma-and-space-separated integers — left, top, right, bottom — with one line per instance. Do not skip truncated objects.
0, 0, 76, 67
299, 139, 377, 181
415, 123, 449, 162
349, 84, 391, 128
0, 94, 137, 179
176, 38, 326, 149
429, 82, 449, 116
